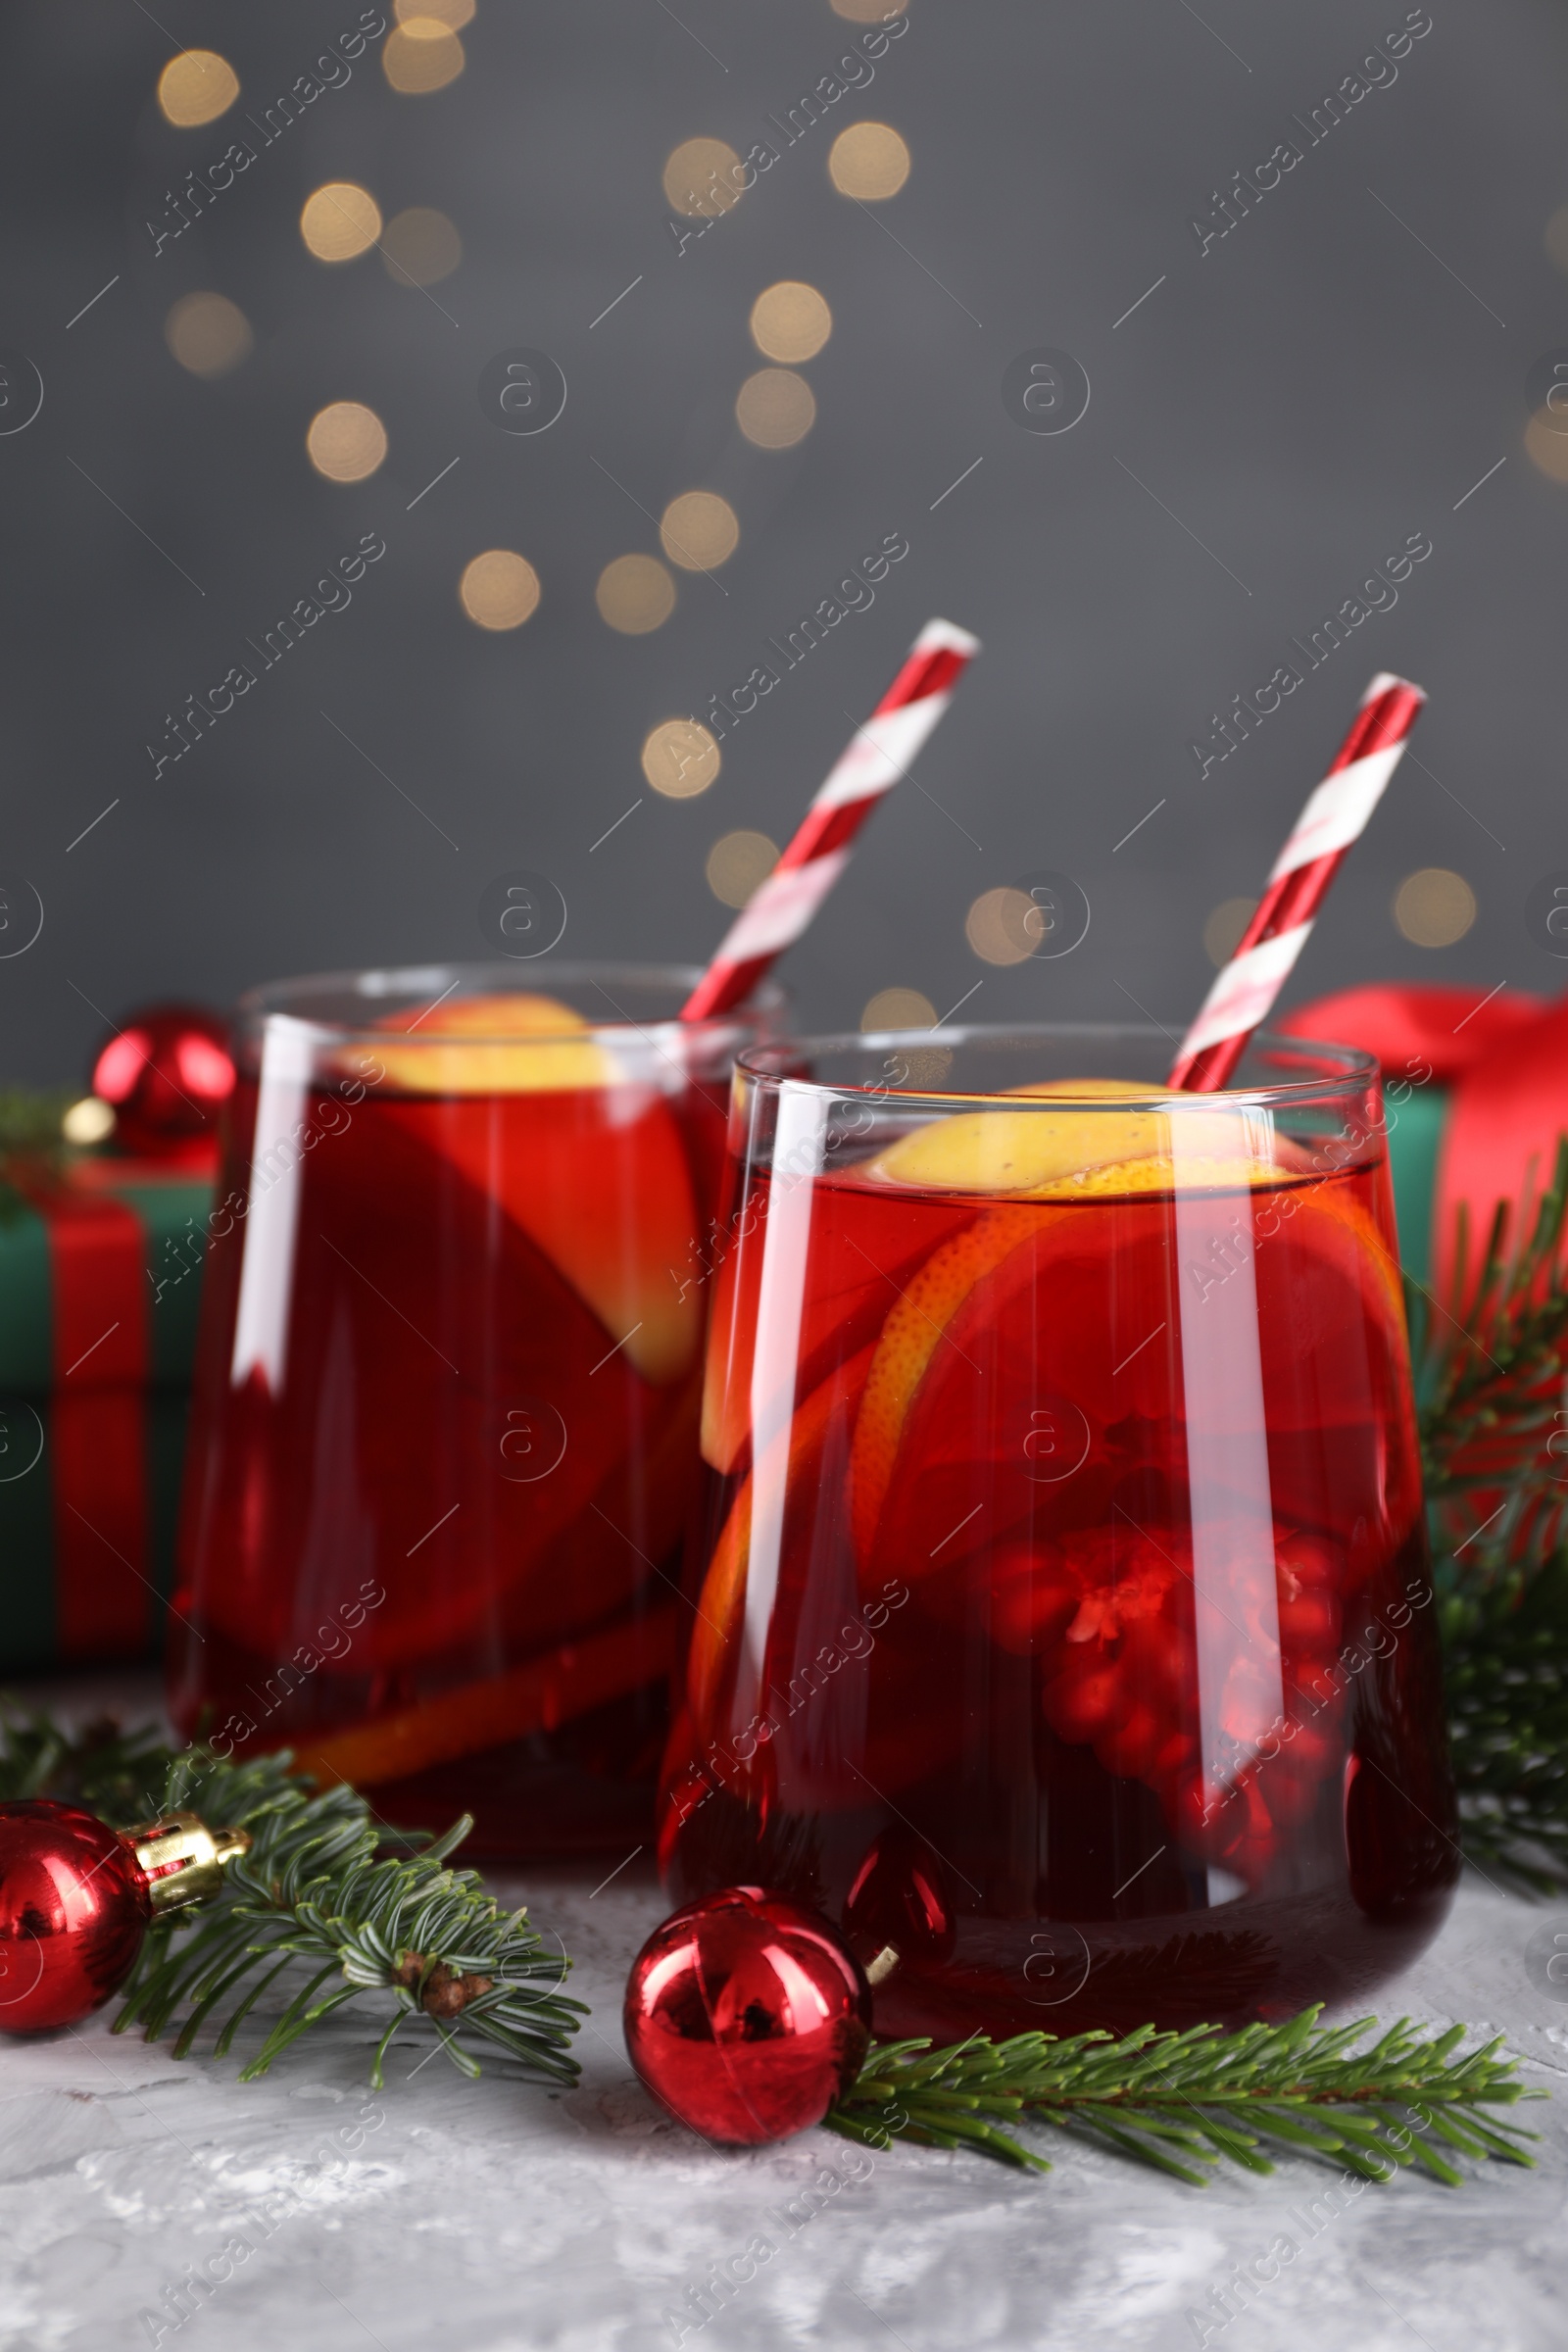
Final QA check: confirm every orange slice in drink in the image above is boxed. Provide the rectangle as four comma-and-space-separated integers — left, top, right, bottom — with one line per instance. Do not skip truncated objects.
849, 1082, 1404, 1569
686, 1342, 875, 1735
373, 993, 700, 1386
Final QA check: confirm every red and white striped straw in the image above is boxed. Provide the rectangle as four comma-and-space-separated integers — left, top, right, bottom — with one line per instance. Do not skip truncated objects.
1167, 671, 1427, 1092
679, 618, 981, 1023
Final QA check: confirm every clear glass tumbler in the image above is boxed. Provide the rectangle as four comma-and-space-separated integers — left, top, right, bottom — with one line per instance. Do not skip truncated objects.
168, 961, 781, 1856
661, 1027, 1458, 2037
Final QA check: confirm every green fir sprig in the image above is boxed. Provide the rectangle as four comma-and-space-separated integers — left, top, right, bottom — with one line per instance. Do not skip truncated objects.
828, 2008, 1542, 2183
1410, 1134, 1568, 1889
0, 1704, 583, 2089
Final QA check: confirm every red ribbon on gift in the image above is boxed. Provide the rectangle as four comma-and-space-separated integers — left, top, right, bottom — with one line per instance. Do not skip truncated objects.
11, 1173, 151, 1658
1281, 983, 1568, 1296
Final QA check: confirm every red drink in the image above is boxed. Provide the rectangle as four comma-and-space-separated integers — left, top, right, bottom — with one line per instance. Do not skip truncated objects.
169, 965, 774, 1857
662, 1032, 1457, 2038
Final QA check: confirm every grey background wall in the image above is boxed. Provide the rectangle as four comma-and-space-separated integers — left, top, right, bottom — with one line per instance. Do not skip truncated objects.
2, 0, 1565, 1080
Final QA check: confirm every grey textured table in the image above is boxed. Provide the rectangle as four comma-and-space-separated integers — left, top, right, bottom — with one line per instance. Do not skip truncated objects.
2, 1679, 1565, 2352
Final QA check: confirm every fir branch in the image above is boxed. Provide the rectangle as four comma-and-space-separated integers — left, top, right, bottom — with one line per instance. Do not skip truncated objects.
114, 1748, 584, 2088
1412, 1134, 1568, 1565
0, 1705, 583, 2089
827, 2008, 1542, 2183
0, 1696, 175, 1820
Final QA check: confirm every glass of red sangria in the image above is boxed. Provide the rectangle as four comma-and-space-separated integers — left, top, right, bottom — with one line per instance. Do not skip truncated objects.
168, 961, 781, 1856
661, 1025, 1457, 2037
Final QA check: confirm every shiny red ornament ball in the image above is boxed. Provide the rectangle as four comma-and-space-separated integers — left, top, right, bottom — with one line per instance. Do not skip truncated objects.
624, 1886, 871, 2147
0, 1801, 152, 2033
91, 1002, 234, 1158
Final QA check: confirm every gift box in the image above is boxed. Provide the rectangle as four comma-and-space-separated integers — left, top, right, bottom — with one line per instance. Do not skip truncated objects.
0, 1153, 213, 1671
1284, 984, 1565, 1288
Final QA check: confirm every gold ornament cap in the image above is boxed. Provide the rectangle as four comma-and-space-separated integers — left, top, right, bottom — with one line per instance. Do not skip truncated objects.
123, 1811, 252, 1915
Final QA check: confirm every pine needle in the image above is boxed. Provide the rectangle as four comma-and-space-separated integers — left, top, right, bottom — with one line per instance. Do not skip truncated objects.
1409, 1134, 1568, 1888
827, 2007, 1543, 2181
0, 1705, 583, 2089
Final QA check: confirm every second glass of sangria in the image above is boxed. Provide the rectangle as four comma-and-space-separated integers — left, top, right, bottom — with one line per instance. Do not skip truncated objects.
662, 1026, 1457, 2037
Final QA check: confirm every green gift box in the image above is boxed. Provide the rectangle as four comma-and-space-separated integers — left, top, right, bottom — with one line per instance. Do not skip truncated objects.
0, 1156, 213, 1672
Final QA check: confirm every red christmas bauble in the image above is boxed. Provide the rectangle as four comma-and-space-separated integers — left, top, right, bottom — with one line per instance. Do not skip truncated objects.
0, 1801, 151, 2032
624, 1886, 871, 2147
90, 1002, 234, 1158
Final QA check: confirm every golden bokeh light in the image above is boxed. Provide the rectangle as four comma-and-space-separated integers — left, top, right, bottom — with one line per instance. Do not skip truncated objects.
383, 22, 466, 92
831, 0, 908, 18
860, 987, 937, 1032
459, 550, 540, 631
828, 122, 911, 201
642, 720, 721, 798
306, 401, 388, 483
165, 292, 253, 379
662, 137, 745, 220
707, 830, 780, 907
965, 887, 1040, 966
1546, 206, 1568, 275
660, 491, 740, 571
736, 368, 816, 450
1525, 408, 1568, 485
1202, 896, 1257, 968
157, 50, 239, 127
382, 208, 463, 286
62, 1097, 116, 1147
300, 182, 382, 264
395, 0, 474, 23
597, 555, 676, 634
750, 280, 833, 365
1394, 868, 1476, 948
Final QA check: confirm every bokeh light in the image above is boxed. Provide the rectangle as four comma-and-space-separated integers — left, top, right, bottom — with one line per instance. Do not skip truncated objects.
382, 208, 463, 285
965, 886, 1040, 965
597, 556, 676, 634
306, 402, 388, 483
62, 1097, 116, 1147
395, 0, 474, 23
1546, 206, 1568, 275
662, 137, 745, 219
157, 51, 239, 127
660, 491, 740, 571
750, 281, 833, 365
831, 0, 907, 18
860, 987, 937, 1031
736, 368, 816, 450
300, 182, 382, 263
828, 122, 911, 201
706, 831, 780, 907
1202, 897, 1257, 967
1394, 868, 1476, 947
165, 292, 252, 379
460, 550, 540, 631
384, 21, 466, 92
642, 721, 721, 798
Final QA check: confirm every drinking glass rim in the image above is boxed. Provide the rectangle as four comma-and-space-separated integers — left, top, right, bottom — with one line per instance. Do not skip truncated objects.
734, 1023, 1380, 1113
234, 959, 787, 1049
